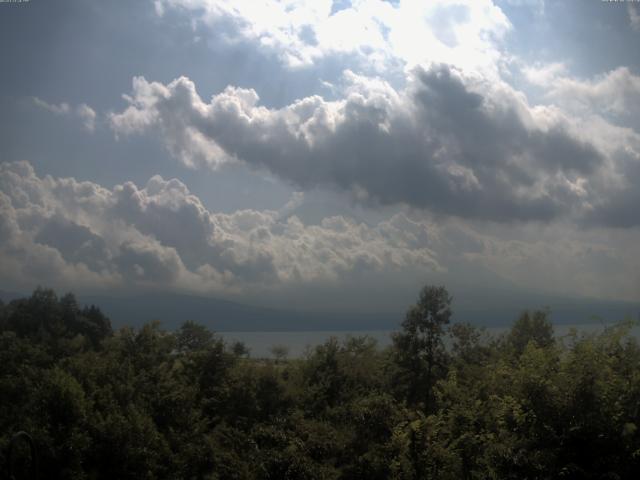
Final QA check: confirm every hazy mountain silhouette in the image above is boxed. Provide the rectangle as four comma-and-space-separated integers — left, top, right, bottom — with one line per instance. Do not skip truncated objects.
79, 292, 395, 332
2, 289, 637, 332
81, 290, 639, 332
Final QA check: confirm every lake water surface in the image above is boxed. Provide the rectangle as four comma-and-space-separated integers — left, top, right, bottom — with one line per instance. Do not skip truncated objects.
220, 322, 640, 358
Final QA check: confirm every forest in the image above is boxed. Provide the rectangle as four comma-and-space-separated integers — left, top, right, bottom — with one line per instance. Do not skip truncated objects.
1, 286, 639, 479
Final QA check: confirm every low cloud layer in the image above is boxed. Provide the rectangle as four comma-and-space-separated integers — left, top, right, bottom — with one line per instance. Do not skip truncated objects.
630, 4, 640, 31
1, 161, 638, 304
535, 67, 640, 118
109, 64, 639, 225
0, 161, 441, 296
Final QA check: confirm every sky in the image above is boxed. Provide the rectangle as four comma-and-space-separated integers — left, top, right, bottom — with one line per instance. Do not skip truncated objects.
1, 0, 639, 317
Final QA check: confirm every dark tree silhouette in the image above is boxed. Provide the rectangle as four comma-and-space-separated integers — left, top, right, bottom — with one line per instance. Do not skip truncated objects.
392, 285, 452, 412
508, 308, 554, 356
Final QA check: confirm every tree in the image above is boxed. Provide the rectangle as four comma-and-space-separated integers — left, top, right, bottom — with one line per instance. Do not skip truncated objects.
392, 285, 452, 412
79, 304, 112, 346
176, 320, 214, 353
270, 344, 290, 363
231, 341, 250, 358
1, 289, 112, 352
508, 309, 554, 356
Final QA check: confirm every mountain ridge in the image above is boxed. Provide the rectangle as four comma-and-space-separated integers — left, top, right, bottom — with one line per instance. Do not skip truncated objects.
2, 289, 638, 332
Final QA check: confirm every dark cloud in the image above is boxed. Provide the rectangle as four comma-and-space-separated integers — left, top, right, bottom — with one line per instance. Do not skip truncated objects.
1, 160, 638, 303
0, 161, 441, 294
584, 151, 640, 228
115, 240, 183, 284
111, 64, 614, 223
35, 216, 110, 272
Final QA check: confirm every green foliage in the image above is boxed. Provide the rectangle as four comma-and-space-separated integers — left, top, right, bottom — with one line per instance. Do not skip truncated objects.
391, 285, 452, 411
508, 308, 554, 356
1, 287, 112, 352
177, 320, 215, 353
1, 286, 640, 479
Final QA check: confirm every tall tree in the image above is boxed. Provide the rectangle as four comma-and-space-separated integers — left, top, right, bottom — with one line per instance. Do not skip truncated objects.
392, 285, 452, 412
176, 320, 214, 353
508, 309, 554, 356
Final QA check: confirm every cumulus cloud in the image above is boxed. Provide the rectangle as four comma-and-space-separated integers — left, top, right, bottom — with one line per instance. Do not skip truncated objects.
156, 0, 510, 74
542, 67, 640, 117
522, 62, 567, 86
33, 98, 72, 115
34, 97, 97, 132
1, 161, 638, 302
0, 161, 441, 295
107, 63, 640, 224
517, 63, 640, 227
130, 0, 640, 228
629, 4, 640, 31
501, 0, 545, 11
76, 104, 97, 132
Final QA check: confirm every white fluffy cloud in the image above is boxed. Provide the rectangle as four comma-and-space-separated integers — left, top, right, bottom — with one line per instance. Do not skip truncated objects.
6, 0, 640, 306
34, 97, 97, 132
522, 62, 567, 87
0, 161, 441, 295
518, 63, 640, 227
109, 64, 640, 225
629, 4, 640, 31
156, 0, 510, 74
540, 67, 640, 117
1, 161, 638, 302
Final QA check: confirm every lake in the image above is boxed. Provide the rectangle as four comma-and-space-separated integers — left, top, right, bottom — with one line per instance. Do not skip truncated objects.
220, 322, 640, 358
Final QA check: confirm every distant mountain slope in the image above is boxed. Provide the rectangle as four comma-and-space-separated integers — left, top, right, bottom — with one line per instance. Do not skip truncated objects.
79, 292, 396, 332
450, 284, 640, 327
3, 288, 637, 332
79, 290, 639, 332
0, 290, 25, 303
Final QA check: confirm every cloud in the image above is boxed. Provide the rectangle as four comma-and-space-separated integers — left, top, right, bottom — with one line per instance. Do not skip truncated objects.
500, 0, 545, 11
156, 0, 510, 74
542, 67, 640, 117
34, 215, 111, 272
100, 1, 640, 230
115, 239, 184, 284
458, 220, 640, 303
33, 98, 72, 115
583, 148, 640, 228
33, 98, 97, 132
76, 104, 97, 132
2, 161, 638, 303
109, 63, 634, 224
630, 4, 640, 31
0, 161, 441, 295
522, 62, 567, 86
